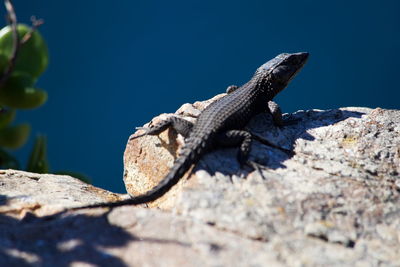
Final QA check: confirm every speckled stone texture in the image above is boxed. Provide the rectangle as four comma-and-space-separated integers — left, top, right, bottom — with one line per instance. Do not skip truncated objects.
0, 94, 399, 266
123, 96, 400, 266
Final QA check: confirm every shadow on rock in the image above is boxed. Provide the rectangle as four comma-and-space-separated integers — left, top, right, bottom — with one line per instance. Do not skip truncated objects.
197, 108, 365, 177
0, 195, 132, 267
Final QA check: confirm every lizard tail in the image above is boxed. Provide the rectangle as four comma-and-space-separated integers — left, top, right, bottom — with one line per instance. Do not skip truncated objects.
70, 141, 202, 210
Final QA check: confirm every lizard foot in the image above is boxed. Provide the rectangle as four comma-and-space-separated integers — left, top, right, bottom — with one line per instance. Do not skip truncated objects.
129, 127, 151, 140
245, 160, 268, 180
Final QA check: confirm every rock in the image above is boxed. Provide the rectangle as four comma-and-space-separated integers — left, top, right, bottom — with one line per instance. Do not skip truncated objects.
123, 95, 400, 265
122, 93, 226, 209
1, 93, 399, 266
0, 169, 126, 217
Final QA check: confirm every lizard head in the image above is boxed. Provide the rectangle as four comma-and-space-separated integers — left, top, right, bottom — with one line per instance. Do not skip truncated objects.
257, 52, 309, 90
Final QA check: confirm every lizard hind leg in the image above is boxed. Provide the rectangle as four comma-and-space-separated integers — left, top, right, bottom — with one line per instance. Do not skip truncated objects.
131, 116, 194, 140
216, 130, 283, 179
216, 130, 268, 179
216, 130, 259, 168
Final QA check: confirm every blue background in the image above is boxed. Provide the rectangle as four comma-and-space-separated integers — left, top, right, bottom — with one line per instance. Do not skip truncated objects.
9, 1, 400, 192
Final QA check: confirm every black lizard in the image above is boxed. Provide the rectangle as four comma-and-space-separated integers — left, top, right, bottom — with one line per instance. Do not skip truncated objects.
71, 52, 309, 210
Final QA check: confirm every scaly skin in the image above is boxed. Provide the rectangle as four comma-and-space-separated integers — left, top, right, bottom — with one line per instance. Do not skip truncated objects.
69, 52, 309, 210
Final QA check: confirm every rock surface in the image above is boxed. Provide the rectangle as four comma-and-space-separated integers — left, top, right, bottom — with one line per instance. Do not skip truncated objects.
0, 170, 126, 217
1, 94, 400, 266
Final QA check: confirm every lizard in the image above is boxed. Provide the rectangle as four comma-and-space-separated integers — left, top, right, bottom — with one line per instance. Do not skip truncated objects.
69, 52, 309, 210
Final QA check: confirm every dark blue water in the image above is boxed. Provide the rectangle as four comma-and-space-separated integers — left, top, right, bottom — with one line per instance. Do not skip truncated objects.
10, 1, 400, 192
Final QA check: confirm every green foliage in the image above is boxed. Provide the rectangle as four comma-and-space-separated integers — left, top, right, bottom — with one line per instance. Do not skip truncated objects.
0, 23, 48, 155
0, 24, 48, 78
26, 135, 49, 173
0, 71, 47, 109
0, 107, 15, 128
0, 23, 90, 184
0, 123, 30, 149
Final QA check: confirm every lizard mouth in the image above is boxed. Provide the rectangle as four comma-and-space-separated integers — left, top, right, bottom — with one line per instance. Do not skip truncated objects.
293, 52, 309, 69
287, 52, 309, 82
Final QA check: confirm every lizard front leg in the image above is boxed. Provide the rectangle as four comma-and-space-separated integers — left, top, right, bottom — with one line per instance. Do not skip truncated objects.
267, 101, 284, 126
267, 101, 300, 126
132, 116, 194, 140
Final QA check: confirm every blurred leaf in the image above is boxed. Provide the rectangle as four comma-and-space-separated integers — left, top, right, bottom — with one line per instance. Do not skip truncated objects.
0, 24, 49, 78
26, 135, 49, 173
0, 106, 15, 129
0, 148, 19, 169
0, 123, 30, 149
0, 71, 47, 109
0, 53, 8, 72
54, 171, 92, 184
